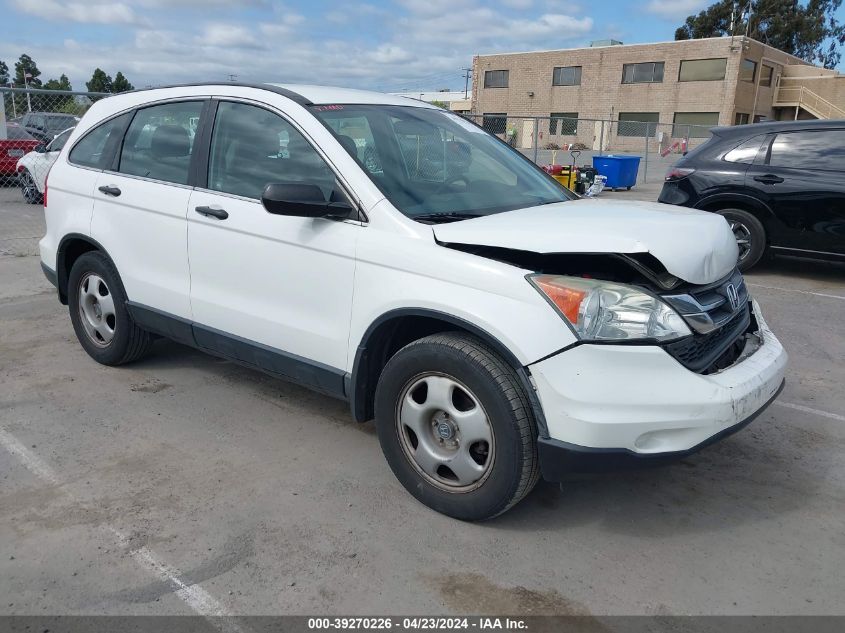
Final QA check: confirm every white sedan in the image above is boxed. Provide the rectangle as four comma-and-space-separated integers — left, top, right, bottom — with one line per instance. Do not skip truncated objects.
16, 127, 74, 204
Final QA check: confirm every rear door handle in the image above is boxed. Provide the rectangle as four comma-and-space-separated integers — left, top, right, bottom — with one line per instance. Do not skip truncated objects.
753, 174, 784, 184
195, 205, 229, 220
98, 185, 121, 197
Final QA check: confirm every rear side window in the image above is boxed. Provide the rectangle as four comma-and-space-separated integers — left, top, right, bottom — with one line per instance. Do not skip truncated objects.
723, 134, 766, 164
119, 101, 203, 185
68, 113, 131, 169
768, 130, 845, 172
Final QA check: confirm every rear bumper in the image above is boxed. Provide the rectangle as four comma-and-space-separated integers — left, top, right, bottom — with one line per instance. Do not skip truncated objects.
41, 262, 58, 288
529, 299, 787, 479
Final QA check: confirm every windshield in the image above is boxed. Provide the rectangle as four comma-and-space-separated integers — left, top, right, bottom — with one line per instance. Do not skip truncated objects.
311, 104, 574, 221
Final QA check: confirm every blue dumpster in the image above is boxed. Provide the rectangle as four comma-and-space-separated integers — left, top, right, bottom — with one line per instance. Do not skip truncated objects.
592, 155, 641, 190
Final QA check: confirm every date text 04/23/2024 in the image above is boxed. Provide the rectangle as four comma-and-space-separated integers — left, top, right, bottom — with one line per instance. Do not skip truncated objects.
307, 617, 528, 630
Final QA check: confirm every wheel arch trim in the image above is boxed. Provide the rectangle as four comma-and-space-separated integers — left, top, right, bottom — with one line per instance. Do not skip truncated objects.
56, 233, 117, 305
347, 307, 549, 436
694, 193, 775, 220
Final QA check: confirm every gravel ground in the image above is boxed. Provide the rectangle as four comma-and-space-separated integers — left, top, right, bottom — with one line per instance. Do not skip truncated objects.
1, 184, 844, 617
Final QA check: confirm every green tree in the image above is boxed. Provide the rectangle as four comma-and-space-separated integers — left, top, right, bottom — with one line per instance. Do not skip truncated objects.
0, 60, 9, 85
42, 74, 75, 112
86, 68, 112, 94
43, 74, 72, 91
675, 0, 845, 68
112, 72, 134, 93
14, 53, 42, 87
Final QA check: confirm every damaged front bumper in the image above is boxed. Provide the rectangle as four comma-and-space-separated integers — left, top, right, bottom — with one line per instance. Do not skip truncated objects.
529, 299, 787, 479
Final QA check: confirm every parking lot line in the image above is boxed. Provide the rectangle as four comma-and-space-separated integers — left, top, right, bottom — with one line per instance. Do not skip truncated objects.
747, 282, 845, 301
0, 426, 249, 631
775, 401, 845, 422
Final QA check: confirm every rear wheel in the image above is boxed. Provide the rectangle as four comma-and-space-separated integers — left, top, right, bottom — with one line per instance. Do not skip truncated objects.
374, 332, 540, 521
717, 208, 766, 271
68, 252, 153, 365
19, 170, 42, 204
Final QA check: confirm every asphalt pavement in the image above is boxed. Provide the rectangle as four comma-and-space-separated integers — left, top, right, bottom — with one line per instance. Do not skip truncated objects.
1, 184, 844, 617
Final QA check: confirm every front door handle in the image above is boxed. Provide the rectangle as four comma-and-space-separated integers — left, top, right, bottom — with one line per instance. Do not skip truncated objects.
195, 205, 229, 220
753, 174, 784, 185
98, 185, 121, 197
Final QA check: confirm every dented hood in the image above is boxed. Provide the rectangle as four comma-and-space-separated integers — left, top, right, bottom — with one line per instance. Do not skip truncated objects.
432, 198, 738, 285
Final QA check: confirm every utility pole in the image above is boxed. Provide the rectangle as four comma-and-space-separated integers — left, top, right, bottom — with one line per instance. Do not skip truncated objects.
462, 68, 472, 99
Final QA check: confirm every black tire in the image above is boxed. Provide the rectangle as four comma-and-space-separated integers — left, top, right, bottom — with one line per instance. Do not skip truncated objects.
374, 332, 540, 521
717, 208, 766, 272
19, 170, 42, 204
67, 251, 153, 366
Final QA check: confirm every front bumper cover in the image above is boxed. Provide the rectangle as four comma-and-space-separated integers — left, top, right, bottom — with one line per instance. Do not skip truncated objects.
529, 299, 787, 479
537, 379, 783, 479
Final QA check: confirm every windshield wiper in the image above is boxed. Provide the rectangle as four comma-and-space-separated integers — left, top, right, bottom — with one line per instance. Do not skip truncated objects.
412, 212, 482, 224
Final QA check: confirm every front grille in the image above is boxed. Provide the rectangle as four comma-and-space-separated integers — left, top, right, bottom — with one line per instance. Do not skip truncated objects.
663, 304, 751, 373
660, 268, 752, 373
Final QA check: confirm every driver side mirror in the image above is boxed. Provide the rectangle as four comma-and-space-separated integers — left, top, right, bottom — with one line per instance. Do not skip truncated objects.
261, 183, 353, 219
34, 144, 47, 154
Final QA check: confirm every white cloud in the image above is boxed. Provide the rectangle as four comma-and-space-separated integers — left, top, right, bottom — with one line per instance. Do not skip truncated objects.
501, 0, 533, 8
367, 44, 414, 64
645, 0, 709, 19
2, 0, 598, 94
10, 0, 147, 24
199, 23, 263, 48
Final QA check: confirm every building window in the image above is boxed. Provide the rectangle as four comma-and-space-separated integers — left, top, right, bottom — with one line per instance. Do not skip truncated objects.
552, 66, 581, 86
549, 112, 578, 135
760, 64, 774, 87
482, 113, 507, 134
740, 59, 757, 83
734, 112, 750, 125
484, 70, 509, 88
617, 112, 659, 136
673, 112, 719, 137
621, 62, 664, 84
678, 58, 727, 82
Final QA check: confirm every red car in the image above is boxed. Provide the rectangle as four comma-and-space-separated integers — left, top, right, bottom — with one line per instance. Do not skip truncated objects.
1, 124, 41, 182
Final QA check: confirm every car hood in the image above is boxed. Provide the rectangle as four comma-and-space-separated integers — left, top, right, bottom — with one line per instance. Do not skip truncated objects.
432, 198, 738, 285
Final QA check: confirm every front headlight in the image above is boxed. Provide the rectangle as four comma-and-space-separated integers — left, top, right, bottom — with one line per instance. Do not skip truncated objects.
528, 274, 691, 342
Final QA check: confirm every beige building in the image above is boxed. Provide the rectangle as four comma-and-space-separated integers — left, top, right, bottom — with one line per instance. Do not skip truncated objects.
471, 37, 845, 150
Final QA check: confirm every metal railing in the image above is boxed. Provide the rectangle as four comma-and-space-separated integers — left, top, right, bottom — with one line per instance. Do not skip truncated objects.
773, 84, 845, 119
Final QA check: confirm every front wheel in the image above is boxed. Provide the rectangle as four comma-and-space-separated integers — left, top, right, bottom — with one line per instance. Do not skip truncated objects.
717, 208, 766, 272
374, 333, 540, 521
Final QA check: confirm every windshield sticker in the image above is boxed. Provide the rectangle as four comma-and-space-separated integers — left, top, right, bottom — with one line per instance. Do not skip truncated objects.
314, 105, 345, 111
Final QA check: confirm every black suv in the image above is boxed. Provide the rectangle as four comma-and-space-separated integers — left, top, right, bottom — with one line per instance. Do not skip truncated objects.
20, 112, 79, 143
658, 119, 845, 271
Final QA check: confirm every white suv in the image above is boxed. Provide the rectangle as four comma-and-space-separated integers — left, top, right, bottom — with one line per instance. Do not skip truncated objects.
39, 84, 787, 520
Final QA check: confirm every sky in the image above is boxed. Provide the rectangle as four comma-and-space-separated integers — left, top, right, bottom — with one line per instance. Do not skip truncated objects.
0, 0, 841, 93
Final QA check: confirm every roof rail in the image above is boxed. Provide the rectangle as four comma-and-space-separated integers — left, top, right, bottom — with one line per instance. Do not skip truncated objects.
126, 82, 312, 106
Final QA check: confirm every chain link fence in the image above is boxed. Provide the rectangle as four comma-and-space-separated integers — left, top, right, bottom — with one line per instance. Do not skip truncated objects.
462, 114, 712, 187
0, 87, 108, 196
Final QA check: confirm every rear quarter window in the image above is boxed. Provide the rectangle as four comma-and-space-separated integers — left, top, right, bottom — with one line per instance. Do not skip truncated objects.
68, 113, 131, 170
723, 134, 767, 164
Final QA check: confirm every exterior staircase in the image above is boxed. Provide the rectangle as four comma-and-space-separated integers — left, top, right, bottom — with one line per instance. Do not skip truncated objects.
773, 84, 845, 120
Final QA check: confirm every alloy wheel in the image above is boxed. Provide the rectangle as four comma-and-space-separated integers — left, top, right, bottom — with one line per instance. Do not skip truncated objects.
729, 220, 753, 262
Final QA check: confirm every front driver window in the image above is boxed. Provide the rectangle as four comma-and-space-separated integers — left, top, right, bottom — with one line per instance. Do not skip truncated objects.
207, 101, 336, 201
